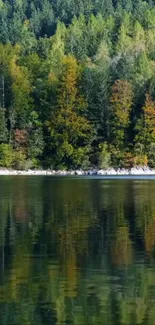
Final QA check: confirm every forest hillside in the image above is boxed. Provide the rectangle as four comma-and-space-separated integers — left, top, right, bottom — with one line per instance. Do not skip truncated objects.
0, 0, 155, 169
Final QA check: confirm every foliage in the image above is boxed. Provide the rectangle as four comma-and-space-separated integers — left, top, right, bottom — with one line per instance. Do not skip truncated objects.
47, 55, 92, 168
133, 154, 148, 167
110, 146, 126, 168
0, 108, 8, 143
110, 80, 133, 148
0, 1, 155, 168
0, 144, 13, 167
98, 142, 111, 169
13, 149, 26, 170
143, 94, 155, 145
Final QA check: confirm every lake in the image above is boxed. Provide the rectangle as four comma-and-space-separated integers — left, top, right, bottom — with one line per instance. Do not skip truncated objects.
0, 176, 155, 325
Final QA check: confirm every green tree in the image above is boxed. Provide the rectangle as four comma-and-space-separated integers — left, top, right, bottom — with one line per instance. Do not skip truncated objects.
0, 108, 8, 143
10, 54, 32, 128
110, 80, 133, 148
0, 144, 13, 167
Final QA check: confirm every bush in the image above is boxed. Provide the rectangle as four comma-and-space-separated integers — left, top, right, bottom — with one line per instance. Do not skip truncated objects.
98, 142, 111, 169
0, 144, 14, 168
13, 150, 26, 170
71, 147, 90, 169
28, 128, 44, 159
148, 143, 155, 167
123, 152, 134, 169
109, 146, 125, 168
133, 143, 148, 167
24, 158, 41, 169
133, 154, 148, 166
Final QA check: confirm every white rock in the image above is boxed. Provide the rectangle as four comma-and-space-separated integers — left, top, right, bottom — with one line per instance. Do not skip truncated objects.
75, 170, 85, 175
0, 166, 155, 176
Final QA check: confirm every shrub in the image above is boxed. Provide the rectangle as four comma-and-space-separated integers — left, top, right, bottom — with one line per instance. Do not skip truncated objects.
109, 146, 125, 168
13, 150, 26, 170
98, 142, 111, 169
133, 154, 148, 166
71, 147, 90, 169
148, 143, 155, 167
24, 158, 41, 169
0, 144, 14, 168
123, 152, 134, 169
133, 143, 148, 167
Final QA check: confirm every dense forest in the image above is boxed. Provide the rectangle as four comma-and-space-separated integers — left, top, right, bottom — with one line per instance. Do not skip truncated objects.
1, 0, 155, 169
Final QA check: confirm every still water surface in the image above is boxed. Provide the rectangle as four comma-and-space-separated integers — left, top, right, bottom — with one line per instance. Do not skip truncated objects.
0, 176, 155, 325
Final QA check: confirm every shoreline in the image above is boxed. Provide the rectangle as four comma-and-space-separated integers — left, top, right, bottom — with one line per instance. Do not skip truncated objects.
0, 167, 155, 176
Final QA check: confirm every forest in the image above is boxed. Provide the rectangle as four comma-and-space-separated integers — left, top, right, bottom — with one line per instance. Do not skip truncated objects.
0, 178, 154, 324
0, 0, 155, 169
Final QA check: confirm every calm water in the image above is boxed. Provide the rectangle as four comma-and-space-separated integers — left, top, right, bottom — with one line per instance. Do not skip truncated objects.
0, 176, 155, 325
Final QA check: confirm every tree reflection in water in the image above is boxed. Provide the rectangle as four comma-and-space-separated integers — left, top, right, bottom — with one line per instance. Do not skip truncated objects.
0, 177, 154, 325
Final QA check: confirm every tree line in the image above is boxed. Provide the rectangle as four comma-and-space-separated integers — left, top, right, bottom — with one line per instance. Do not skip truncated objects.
0, 0, 155, 169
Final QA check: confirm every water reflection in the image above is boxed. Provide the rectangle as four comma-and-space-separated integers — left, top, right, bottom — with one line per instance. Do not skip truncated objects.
0, 177, 155, 324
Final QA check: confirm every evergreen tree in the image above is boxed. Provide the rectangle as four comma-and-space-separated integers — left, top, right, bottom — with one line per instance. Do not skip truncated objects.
0, 108, 8, 143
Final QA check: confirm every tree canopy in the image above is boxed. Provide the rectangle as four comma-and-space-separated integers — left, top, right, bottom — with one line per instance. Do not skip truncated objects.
0, 0, 155, 168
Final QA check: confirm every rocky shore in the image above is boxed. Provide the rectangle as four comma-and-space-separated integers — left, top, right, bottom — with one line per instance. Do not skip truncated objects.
0, 166, 155, 176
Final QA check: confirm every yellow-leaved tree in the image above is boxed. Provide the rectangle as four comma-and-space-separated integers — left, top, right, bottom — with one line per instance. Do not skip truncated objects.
135, 94, 155, 167
47, 55, 92, 169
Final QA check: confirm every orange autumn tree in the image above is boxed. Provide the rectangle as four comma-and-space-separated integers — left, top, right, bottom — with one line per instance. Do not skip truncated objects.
47, 55, 92, 169
135, 94, 155, 146
110, 80, 133, 148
